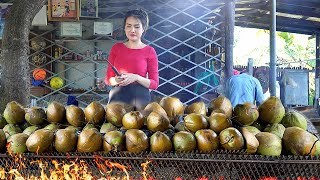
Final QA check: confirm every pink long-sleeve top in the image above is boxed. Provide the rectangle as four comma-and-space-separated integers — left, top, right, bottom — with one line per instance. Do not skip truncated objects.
105, 43, 159, 90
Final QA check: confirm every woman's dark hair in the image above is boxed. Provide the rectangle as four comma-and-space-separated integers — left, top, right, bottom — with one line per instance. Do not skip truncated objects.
124, 9, 149, 32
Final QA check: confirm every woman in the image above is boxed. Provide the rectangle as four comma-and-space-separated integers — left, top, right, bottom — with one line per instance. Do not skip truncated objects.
104, 9, 159, 110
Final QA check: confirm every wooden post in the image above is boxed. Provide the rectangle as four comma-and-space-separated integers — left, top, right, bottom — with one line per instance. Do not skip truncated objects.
224, 0, 235, 80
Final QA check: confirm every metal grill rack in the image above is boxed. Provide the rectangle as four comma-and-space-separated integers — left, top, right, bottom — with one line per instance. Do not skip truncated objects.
1, 151, 319, 179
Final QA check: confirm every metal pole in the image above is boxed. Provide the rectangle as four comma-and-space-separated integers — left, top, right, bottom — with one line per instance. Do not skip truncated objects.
316, 34, 320, 107
224, 0, 235, 80
316, 34, 320, 78
269, 0, 277, 96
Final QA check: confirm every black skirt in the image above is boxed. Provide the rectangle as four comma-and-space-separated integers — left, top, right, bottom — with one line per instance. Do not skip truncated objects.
108, 84, 151, 110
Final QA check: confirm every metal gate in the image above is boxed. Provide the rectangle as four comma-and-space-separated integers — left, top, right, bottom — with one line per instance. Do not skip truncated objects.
28, 0, 226, 107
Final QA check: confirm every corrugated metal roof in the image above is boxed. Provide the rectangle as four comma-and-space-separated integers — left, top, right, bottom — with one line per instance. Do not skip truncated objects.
236, 0, 320, 34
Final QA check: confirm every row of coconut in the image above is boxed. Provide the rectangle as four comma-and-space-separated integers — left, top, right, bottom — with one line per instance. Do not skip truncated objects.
0, 96, 319, 156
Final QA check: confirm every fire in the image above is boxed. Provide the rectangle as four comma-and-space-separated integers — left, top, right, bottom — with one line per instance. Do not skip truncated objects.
0, 153, 154, 180
141, 160, 151, 180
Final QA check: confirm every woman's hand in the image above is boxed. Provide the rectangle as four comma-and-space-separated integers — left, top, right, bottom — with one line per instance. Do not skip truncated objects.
117, 73, 139, 86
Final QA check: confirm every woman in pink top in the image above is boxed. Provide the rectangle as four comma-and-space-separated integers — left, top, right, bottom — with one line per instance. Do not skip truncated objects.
105, 9, 159, 110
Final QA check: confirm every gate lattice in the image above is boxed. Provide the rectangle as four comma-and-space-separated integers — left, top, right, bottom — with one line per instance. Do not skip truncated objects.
28, 0, 226, 107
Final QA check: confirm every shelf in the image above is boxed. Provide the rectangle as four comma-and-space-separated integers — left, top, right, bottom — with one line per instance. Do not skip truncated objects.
54, 38, 115, 43
62, 90, 109, 94
58, 60, 108, 63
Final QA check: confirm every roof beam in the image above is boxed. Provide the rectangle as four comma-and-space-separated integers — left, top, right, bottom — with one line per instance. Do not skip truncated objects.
277, 0, 320, 9
236, 15, 320, 34
235, 22, 317, 35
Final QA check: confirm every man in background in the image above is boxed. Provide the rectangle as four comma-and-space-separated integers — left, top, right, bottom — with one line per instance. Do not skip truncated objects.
225, 70, 265, 108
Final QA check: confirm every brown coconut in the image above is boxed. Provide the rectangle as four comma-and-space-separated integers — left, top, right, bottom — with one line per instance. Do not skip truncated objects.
209, 96, 233, 118
55, 128, 77, 153
103, 130, 125, 152
184, 113, 208, 133
66, 105, 85, 127
208, 113, 232, 133
125, 129, 149, 153
84, 101, 105, 124
122, 111, 145, 129
233, 102, 259, 126
185, 101, 207, 115
150, 131, 173, 153
258, 96, 285, 124
159, 96, 185, 122
147, 112, 170, 132
77, 128, 102, 152
195, 129, 219, 153
105, 103, 127, 127
46, 101, 66, 123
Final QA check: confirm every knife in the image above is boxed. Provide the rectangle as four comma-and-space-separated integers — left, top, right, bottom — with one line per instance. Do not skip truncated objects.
105, 59, 121, 76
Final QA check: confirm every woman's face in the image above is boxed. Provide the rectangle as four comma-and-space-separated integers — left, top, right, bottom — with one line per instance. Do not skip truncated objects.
124, 16, 144, 42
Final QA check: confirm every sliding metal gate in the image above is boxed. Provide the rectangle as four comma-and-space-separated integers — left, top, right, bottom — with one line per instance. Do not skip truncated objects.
28, 0, 226, 107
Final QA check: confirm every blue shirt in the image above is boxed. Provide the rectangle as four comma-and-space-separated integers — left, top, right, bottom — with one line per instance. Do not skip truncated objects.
225, 73, 264, 108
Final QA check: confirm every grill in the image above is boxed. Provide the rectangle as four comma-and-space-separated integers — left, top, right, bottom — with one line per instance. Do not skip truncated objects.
1, 151, 319, 179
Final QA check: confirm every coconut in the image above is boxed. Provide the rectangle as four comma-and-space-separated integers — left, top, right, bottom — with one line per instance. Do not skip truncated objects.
25, 107, 46, 125
105, 103, 127, 127
208, 113, 232, 133
23, 126, 40, 136
43, 123, 60, 131
0, 129, 6, 152
258, 96, 285, 124
3, 101, 25, 124
150, 131, 172, 153
100, 123, 117, 134
46, 101, 66, 123
7, 133, 29, 153
84, 101, 105, 124
77, 128, 102, 152
241, 128, 259, 154
315, 141, 320, 156
195, 129, 219, 153
174, 121, 186, 132
66, 105, 85, 127
26, 129, 54, 153
0, 114, 8, 128
255, 132, 282, 156
103, 130, 125, 152
282, 127, 318, 156
185, 101, 207, 115
143, 102, 168, 118
264, 123, 285, 138
233, 102, 259, 126
125, 129, 149, 153
242, 126, 261, 136
219, 127, 244, 150
172, 131, 196, 152
281, 110, 308, 130
122, 111, 145, 129
184, 113, 208, 133
147, 112, 170, 132
209, 96, 232, 118
159, 96, 185, 122
55, 128, 77, 152
3, 124, 22, 139
83, 123, 96, 130
65, 126, 81, 132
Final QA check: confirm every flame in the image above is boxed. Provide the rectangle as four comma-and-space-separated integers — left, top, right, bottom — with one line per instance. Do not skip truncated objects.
141, 160, 151, 180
